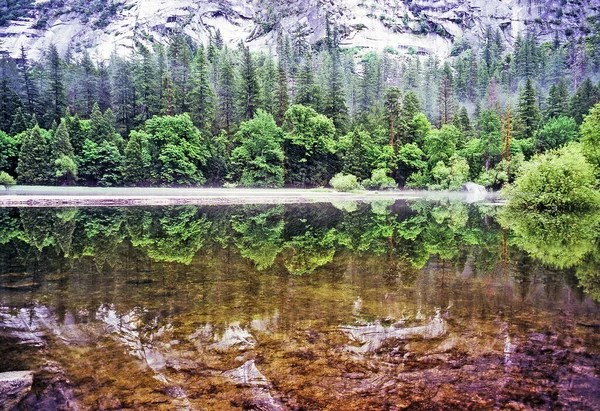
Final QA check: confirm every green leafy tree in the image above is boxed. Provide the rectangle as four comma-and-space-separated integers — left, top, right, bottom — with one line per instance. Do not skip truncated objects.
536, 116, 578, 152
218, 55, 236, 134
229, 110, 285, 187
545, 79, 569, 119
0, 130, 18, 175
283, 104, 337, 186
144, 114, 209, 185
42, 44, 66, 126
580, 103, 600, 171
504, 143, 600, 211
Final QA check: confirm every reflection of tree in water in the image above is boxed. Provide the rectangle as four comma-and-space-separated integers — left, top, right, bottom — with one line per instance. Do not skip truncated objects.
231, 205, 284, 270
499, 208, 600, 270
127, 206, 211, 265
499, 208, 600, 302
73, 208, 127, 270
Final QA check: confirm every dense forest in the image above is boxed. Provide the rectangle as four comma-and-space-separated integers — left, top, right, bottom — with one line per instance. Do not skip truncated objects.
1, 21, 600, 189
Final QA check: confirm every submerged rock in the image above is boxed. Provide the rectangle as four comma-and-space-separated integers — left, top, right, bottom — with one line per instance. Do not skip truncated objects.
0, 370, 34, 410
341, 312, 447, 352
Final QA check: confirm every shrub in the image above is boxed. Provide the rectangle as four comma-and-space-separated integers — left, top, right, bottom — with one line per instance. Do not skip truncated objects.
0, 172, 16, 187
362, 169, 397, 190
503, 143, 600, 211
330, 173, 358, 192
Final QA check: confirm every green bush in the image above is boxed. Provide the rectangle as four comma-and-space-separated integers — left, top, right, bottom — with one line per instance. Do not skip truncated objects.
503, 143, 600, 211
362, 169, 397, 190
0, 172, 16, 187
330, 173, 358, 192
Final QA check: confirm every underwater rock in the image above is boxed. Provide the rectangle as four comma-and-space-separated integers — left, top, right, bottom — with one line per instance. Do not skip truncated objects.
0, 370, 34, 410
341, 312, 447, 352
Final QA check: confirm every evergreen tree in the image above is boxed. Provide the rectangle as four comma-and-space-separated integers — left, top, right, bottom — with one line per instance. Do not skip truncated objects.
218, 54, 236, 134
97, 61, 112, 112
545, 79, 569, 119
516, 78, 542, 140
10, 106, 29, 136
18, 46, 39, 117
438, 62, 454, 125
167, 33, 193, 114
570, 78, 599, 124
238, 45, 261, 121
384, 86, 402, 147
275, 60, 289, 126
190, 44, 215, 131
16, 122, 51, 184
134, 44, 159, 123
78, 50, 97, 117
323, 23, 348, 134
111, 54, 135, 133
123, 130, 150, 185
50, 119, 76, 185
295, 53, 319, 109
43, 44, 66, 126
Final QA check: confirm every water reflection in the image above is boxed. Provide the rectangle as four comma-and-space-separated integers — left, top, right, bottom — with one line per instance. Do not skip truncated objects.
0, 201, 598, 409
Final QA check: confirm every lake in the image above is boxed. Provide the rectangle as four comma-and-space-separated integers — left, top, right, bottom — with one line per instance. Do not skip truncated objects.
0, 200, 599, 410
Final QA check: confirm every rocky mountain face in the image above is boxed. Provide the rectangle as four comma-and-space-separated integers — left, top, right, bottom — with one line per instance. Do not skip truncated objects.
0, 0, 596, 61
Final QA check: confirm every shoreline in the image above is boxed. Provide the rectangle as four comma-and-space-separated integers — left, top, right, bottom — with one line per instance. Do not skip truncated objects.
0, 186, 500, 207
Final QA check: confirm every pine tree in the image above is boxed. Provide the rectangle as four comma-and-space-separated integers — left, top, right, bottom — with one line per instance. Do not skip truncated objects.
438, 62, 454, 125
238, 45, 261, 121
97, 61, 112, 112
167, 33, 193, 114
111, 54, 135, 133
18, 46, 39, 117
10, 107, 29, 136
123, 130, 149, 185
275, 60, 289, 126
323, 24, 348, 134
570, 78, 599, 124
545, 79, 569, 119
78, 50, 97, 117
516, 78, 542, 140
134, 44, 159, 123
295, 53, 319, 109
384, 86, 402, 147
218, 54, 236, 134
43, 44, 66, 126
261, 56, 277, 115
51, 119, 76, 185
190, 44, 215, 131
17, 122, 51, 184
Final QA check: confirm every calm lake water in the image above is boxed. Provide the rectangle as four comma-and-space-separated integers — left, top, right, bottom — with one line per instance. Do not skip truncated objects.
0, 200, 599, 410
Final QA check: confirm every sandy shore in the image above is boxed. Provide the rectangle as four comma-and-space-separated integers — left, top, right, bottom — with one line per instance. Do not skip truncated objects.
0, 186, 499, 207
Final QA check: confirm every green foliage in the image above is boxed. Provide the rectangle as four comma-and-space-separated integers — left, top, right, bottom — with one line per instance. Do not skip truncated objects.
229, 110, 284, 187
362, 168, 397, 190
79, 139, 123, 186
284, 104, 336, 186
580, 103, 600, 171
329, 173, 358, 192
499, 208, 600, 269
0, 130, 18, 175
536, 116, 578, 152
504, 143, 600, 211
428, 155, 470, 190
144, 113, 209, 185
123, 130, 150, 185
16, 123, 52, 185
0, 171, 15, 186
54, 155, 77, 185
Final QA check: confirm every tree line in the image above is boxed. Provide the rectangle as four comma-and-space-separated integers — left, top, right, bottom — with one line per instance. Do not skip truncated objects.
1, 23, 600, 188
